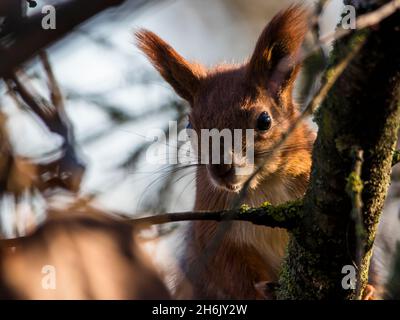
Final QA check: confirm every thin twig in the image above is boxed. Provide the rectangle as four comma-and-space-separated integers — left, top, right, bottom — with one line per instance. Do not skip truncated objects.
39, 51, 65, 111
123, 200, 302, 230
7, 72, 85, 191
314, 0, 400, 56
345, 147, 365, 299
8, 73, 55, 124
0, 0, 127, 78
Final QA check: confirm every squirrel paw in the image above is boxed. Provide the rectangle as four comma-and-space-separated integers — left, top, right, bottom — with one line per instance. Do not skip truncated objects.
362, 284, 376, 300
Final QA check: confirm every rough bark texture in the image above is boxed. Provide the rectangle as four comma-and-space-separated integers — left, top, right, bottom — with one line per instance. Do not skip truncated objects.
277, 0, 400, 299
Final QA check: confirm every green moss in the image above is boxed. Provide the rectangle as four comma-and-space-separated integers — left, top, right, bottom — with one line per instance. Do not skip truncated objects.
269, 200, 303, 223
278, 199, 304, 217
349, 31, 369, 49
277, 238, 329, 300
238, 200, 303, 229
276, 5, 399, 299
355, 223, 366, 239
270, 209, 285, 222
261, 201, 271, 208
239, 204, 251, 214
318, 109, 335, 139
346, 172, 363, 195
335, 135, 357, 154
277, 261, 295, 298
327, 29, 368, 68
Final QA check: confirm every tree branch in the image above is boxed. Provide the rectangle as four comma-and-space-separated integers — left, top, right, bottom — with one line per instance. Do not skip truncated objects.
318, 0, 400, 45
278, 0, 400, 299
0, 200, 304, 247
39, 50, 65, 111
6, 72, 84, 192
0, 0, 126, 78
130, 200, 304, 230
345, 147, 365, 298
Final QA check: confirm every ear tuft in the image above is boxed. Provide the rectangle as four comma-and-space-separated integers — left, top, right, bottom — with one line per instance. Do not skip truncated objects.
135, 29, 204, 103
248, 4, 310, 96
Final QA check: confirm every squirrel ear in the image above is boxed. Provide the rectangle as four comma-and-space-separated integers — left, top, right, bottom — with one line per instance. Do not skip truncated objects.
247, 4, 310, 98
136, 30, 204, 104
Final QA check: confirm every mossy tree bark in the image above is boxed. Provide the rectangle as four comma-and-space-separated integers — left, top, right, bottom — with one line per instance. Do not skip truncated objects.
277, 0, 400, 299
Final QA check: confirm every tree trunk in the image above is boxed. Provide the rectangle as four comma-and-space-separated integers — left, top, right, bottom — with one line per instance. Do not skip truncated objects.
278, 0, 400, 299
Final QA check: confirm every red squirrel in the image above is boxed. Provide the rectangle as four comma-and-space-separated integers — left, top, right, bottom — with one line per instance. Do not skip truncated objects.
136, 5, 315, 299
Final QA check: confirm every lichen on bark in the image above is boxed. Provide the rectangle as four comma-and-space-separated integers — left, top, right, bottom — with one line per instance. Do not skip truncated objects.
277, 0, 400, 299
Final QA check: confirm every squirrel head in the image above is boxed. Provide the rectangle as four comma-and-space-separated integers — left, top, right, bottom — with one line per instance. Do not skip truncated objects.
136, 4, 313, 192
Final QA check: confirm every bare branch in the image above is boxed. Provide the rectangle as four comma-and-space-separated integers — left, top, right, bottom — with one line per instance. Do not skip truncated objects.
316, 0, 400, 54
6, 72, 85, 192
356, 0, 400, 28
7, 73, 55, 124
0, 0, 126, 78
39, 51, 65, 111
345, 147, 365, 299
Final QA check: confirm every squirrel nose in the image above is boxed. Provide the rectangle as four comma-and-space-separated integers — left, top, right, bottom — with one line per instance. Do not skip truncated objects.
213, 163, 233, 177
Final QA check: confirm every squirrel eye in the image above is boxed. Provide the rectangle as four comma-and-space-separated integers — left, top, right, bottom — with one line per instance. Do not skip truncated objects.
256, 112, 272, 131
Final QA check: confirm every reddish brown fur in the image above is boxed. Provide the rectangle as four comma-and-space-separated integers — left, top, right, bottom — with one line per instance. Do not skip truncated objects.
136, 31, 206, 104
137, 4, 314, 299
